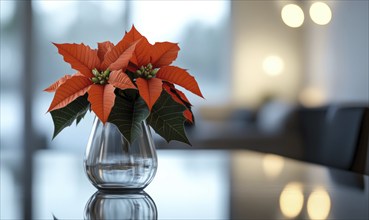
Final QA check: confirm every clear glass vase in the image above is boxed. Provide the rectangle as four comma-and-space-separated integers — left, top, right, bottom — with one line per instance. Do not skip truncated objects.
84, 118, 158, 191
84, 191, 157, 220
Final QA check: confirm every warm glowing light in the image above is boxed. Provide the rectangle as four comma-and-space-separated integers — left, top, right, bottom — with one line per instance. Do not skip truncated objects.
307, 188, 331, 220
280, 182, 304, 218
262, 154, 285, 178
262, 55, 284, 76
299, 87, 326, 107
309, 2, 332, 25
281, 4, 305, 28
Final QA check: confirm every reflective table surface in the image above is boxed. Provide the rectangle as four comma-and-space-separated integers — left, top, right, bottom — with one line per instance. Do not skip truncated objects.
2, 149, 369, 219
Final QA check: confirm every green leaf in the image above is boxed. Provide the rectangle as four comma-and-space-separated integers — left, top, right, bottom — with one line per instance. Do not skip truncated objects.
50, 95, 89, 139
118, 88, 139, 101
125, 70, 136, 81
108, 94, 150, 144
147, 91, 191, 145
76, 103, 89, 125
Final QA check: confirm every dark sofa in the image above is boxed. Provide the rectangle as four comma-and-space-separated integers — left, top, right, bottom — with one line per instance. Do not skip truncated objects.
155, 101, 369, 174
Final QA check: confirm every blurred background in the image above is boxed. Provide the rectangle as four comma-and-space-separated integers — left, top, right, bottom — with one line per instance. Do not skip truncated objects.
1, 0, 368, 219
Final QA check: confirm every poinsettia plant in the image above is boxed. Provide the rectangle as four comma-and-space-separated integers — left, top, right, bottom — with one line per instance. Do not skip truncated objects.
45, 26, 203, 145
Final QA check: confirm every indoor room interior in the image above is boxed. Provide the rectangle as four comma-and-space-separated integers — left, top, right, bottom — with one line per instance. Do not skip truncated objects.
1, 1, 368, 219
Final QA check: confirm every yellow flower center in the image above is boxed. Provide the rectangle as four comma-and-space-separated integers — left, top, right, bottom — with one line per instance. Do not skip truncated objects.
135, 63, 159, 79
91, 68, 110, 85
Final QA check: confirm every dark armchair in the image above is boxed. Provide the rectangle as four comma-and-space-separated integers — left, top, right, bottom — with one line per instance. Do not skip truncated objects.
277, 104, 369, 175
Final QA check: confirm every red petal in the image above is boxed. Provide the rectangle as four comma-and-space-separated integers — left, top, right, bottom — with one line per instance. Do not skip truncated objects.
97, 41, 114, 63
183, 109, 194, 123
134, 37, 152, 67
136, 78, 163, 111
53, 43, 100, 78
151, 42, 180, 67
101, 25, 144, 70
162, 85, 193, 123
156, 66, 203, 98
113, 25, 152, 68
127, 62, 138, 73
107, 40, 139, 71
122, 25, 144, 47
47, 76, 92, 112
163, 82, 191, 105
108, 70, 136, 90
163, 83, 185, 105
87, 84, 116, 124
174, 88, 191, 105
44, 75, 72, 92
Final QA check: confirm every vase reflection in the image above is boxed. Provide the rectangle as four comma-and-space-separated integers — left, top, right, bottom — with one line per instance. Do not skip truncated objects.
84, 190, 157, 220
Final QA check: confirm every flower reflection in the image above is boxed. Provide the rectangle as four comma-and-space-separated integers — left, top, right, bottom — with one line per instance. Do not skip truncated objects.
279, 182, 304, 218
84, 191, 157, 220
307, 187, 331, 220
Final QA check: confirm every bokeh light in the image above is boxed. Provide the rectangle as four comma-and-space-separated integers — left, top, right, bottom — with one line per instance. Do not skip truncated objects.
310, 2, 332, 25
281, 4, 305, 28
262, 55, 285, 76
280, 182, 304, 218
307, 187, 331, 219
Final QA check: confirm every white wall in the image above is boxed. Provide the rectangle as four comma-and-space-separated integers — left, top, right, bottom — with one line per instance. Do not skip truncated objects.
304, 1, 369, 105
231, 1, 303, 108
231, 1, 369, 108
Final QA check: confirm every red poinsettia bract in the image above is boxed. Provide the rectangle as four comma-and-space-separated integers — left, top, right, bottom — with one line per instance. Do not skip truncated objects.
123, 26, 203, 121
45, 37, 141, 124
